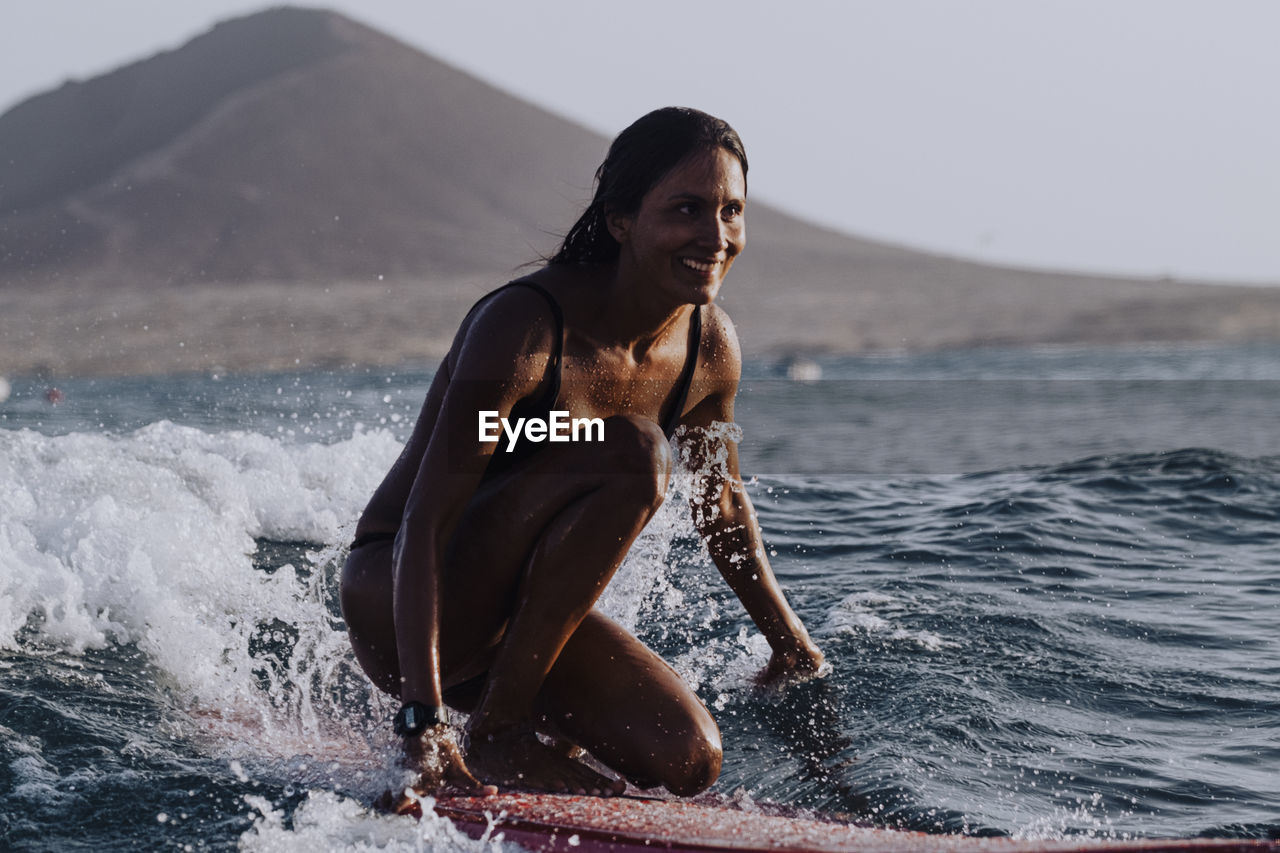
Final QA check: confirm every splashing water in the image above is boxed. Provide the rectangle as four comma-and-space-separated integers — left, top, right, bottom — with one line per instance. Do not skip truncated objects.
3, 349, 1280, 848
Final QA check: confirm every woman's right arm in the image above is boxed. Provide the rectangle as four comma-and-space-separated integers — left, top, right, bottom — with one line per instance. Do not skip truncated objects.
679, 306, 825, 686
388, 287, 557, 791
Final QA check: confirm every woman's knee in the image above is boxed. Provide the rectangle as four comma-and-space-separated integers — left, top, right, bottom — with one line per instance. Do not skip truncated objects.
601, 414, 673, 502
632, 689, 722, 796
662, 714, 723, 797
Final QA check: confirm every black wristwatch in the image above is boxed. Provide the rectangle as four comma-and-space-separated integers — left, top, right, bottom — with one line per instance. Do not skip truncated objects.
393, 701, 448, 737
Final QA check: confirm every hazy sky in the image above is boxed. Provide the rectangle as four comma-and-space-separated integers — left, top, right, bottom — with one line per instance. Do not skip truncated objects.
3, 1, 1277, 283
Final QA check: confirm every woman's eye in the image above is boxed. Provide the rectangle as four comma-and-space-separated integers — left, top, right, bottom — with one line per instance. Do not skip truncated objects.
722, 205, 743, 220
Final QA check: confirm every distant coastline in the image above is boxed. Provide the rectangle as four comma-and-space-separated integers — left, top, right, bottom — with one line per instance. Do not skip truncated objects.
6, 273, 1280, 380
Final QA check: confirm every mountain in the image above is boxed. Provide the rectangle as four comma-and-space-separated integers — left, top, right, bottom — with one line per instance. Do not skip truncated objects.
0, 6, 609, 283
2, 6, 1279, 376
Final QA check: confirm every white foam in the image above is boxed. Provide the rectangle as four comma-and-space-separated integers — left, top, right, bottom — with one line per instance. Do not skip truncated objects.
0, 422, 400, 721
597, 424, 742, 637
0, 417, 758, 692
596, 425, 790, 698
0, 417, 772, 848
671, 625, 772, 696
239, 790, 521, 852
823, 591, 956, 651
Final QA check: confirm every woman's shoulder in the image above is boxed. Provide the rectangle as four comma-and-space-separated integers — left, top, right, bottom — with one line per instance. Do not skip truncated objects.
698, 302, 742, 377
447, 278, 563, 379
682, 302, 741, 412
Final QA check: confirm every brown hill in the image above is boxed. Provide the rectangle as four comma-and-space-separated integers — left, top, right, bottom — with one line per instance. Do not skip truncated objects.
0, 6, 607, 283
2, 6, 1279, 377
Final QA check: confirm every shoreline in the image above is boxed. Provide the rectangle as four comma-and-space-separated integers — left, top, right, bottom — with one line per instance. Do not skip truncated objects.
7, 276, 1280, 381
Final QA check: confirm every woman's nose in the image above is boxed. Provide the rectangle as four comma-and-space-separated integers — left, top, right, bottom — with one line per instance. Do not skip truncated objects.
702, 216, 730, 251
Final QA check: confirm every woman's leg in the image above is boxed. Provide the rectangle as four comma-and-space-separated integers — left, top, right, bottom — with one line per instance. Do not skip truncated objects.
439, 611, 722, 796
341, 413, 666, 692
341, 415, 718, 794
340, 538, 401, 696
535, 610, 722, 796
448, 414, 680, 794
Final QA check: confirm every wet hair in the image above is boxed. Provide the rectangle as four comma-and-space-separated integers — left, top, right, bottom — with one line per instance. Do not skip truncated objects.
549, 107, 748, 266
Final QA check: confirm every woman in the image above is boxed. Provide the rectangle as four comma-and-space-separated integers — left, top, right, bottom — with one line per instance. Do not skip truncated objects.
341, 107, 825, 800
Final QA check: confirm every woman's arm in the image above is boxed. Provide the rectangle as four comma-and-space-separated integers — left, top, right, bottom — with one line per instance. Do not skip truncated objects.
692, 441, 825, 683
390, 287, 559, 784
680, 308, 825, 684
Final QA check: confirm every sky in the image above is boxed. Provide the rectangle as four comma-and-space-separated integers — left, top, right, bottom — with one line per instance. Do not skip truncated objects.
2, 1, 1278, 284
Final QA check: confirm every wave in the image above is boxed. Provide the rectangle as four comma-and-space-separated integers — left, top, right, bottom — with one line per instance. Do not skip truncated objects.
3, 419, 1278, 845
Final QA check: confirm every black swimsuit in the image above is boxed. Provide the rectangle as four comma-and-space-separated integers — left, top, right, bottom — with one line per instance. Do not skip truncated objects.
479, 278, 703, 478
349, 280, 703, 551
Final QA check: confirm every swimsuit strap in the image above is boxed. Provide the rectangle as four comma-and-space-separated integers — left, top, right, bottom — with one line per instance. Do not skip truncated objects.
466, 279, 564, 414
663, 305, 702, 437
472, 280, 698, 440
500, 279, 564, 406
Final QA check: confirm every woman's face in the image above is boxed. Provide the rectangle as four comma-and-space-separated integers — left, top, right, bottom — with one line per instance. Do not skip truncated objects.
609, 146, 746, 306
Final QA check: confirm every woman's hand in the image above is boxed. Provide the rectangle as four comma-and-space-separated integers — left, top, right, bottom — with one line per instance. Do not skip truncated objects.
757, 640, 827, 688
389, 726, 497, 814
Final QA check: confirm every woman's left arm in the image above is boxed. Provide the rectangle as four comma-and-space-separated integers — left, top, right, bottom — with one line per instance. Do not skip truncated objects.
681, 307, 825, 685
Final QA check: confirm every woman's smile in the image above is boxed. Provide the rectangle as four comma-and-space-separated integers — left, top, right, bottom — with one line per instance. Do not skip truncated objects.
679, 257, 724, 274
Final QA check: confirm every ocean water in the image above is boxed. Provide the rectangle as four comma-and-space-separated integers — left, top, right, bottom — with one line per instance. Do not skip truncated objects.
1, 342, 1278, 850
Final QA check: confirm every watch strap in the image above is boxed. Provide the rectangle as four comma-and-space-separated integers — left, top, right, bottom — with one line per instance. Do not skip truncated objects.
393, 701, 447, 737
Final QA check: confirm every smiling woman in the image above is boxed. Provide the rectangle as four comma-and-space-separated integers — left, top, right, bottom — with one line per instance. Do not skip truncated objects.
339, 107, 824, 804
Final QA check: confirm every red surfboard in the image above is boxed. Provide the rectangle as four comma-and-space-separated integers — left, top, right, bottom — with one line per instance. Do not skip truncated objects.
407, 792, 1280, 853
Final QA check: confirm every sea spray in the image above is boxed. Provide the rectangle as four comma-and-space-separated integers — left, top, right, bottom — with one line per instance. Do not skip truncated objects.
239, 789, 521, 852
0, 423, 400, 740
223, 419, 776, 848
5, 350, 1279, 847
594, 421, 778, 697
0, 413, 773, 847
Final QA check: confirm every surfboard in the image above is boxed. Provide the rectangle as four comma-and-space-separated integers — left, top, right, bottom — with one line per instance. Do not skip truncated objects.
396, 791, 1280, 853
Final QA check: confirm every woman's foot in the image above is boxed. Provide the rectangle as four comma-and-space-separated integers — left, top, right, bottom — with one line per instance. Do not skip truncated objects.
465, 727, 624, 797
